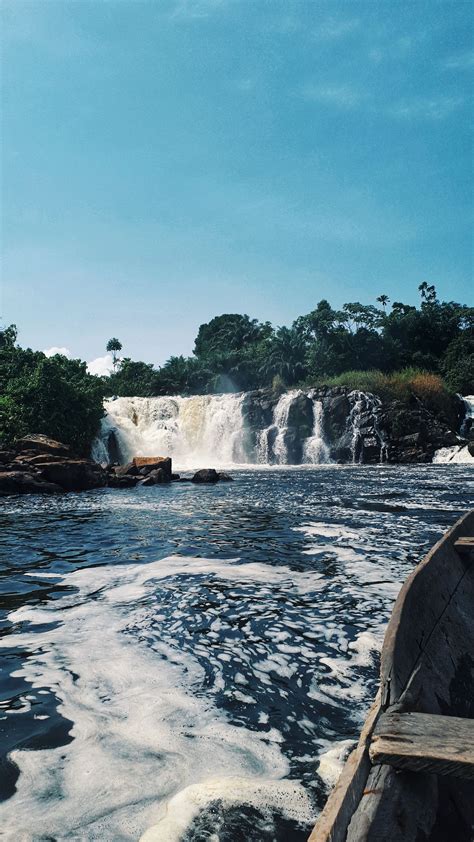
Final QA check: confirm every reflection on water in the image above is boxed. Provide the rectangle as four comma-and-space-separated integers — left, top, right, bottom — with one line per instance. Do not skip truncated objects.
0, 465, 473, 840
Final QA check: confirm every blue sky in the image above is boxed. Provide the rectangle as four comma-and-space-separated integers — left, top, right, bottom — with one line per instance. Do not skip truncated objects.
2, 0, 473, 369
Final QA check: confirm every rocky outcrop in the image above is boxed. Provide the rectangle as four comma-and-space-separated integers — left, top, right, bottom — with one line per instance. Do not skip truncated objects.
0, 436, 107, 495
0, 470, 63, 495
15, 434, 71, 457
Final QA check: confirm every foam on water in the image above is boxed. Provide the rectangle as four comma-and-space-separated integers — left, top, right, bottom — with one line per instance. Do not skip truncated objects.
2, 465, 471, 839
1, 557, 318, 839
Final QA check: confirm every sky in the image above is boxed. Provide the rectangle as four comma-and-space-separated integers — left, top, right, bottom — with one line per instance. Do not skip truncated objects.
1, 0, 473, 372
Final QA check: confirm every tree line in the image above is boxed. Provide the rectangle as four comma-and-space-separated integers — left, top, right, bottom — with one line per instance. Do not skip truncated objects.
1, 285, 472, 451
107, 285, 473, 397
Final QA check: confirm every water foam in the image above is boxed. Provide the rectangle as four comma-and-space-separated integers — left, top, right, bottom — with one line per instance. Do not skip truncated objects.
0, 557, 322, 840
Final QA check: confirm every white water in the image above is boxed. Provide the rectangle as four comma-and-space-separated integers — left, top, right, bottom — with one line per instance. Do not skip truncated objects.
94, 395, 247, 470
0, 556, 323, 840
257, 390, 302, 465
433, 395, 474, 464
303, 401, 331, 464
347, 391, 386, 463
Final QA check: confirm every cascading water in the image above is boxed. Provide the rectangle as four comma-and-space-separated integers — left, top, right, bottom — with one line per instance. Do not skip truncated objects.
94, 394, 247, 470
347, 391, 387, 464
303, 400, 331, 464
256, 391, 298, 465
433, 395, 474, 464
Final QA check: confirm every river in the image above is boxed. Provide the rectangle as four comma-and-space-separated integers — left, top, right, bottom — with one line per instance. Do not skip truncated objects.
1, 465, 473, 840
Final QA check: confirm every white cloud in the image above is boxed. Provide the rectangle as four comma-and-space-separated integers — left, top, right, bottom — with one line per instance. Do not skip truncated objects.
313, 17, 359, 41
387, 95, 464, 121
443, 51, 474, 70
301, 83, 362, 109
43, 346, 71, 358
87, 354, 114, 377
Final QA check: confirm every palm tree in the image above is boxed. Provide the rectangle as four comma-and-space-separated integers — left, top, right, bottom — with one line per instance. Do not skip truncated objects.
106, 338, 122, 373
376, 294, 390, 311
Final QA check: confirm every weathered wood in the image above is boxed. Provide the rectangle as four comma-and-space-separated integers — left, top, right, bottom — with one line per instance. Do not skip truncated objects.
308, 509, 474, 842
370, 711, 474, 779
380, 510, 474, 708
307, 698, 380, 842
454, 536, 474, 555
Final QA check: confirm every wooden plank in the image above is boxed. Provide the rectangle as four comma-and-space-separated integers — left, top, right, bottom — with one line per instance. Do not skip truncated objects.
369, 711, 474, 779
379, 509, 474, 708
454, 536, 474, 555
307, 697, 381, 842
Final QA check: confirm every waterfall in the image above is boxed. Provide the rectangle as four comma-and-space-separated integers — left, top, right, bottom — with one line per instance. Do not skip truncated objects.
302, 401, 331, 464
460, 395, 474, 439
433, 395, 474, 464
95, 394, 247, 470
257, 390, 301, 465
347, 391, 387, 463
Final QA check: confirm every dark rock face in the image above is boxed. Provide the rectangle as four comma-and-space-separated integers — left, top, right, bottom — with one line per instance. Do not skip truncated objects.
217, 472, 233, 481
191, 469, 219, 483
15, 434, 71, 457
133, 456, 172, 479
0, 471, 63, 495
137, 467, 168, 486
0, 435, 108, 495
34, 460, 107, 491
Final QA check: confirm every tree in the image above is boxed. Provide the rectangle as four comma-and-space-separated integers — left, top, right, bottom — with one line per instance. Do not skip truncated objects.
376, 294, 390, 311
107, 358, 156, 397
0, 331, 104, 453
106, 338, 122, 372
194, 314, 273, 358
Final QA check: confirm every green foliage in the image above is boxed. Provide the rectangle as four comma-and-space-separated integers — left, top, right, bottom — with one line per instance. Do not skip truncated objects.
99, 291, 474, 398
106, 337, 122, 372
107, 358, 156, 397
2, 285, 472, 451
308, 367, 453, 416
0, 333, 104, 453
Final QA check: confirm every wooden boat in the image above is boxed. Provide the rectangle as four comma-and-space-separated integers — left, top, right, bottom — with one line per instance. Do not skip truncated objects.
309, 509, 474, 842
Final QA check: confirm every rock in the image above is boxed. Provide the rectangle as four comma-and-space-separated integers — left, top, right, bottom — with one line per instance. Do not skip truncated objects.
0, 451, 15, 464
20, 453, 73, 466
132, 456, 172, 479
468, 441, 474, 457
15, 434, 71, 457
107, 474, 138, 488
171, 473, 180, 480
137, 467, 169, 487
114, 461, 140, 477
34, 459, 107, 491
217, 472, 233, 481
191, 468, 219, 483
106, 430, 122, 464
0, 471, 63, 495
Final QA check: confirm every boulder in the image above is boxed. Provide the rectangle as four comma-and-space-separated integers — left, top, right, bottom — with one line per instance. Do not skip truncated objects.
191, 468, 219, 483
217, 472, 233, 481
468, 441, 474, 457
107, 474, 138, 488
34, 459, 107, 491
114, 462, 140, 477
137, 468, 168, 487
0, 451, 15, 464
0, 471, 63, 495
15, 434, 71, 457
132, 456, 172, 479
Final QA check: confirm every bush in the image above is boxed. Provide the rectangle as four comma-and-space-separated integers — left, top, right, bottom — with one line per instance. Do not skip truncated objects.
309, 368, 451, 412
0, 332, 104, 454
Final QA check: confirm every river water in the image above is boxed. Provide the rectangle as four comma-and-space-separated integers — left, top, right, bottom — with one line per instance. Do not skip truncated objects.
1, 465, 473, 841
